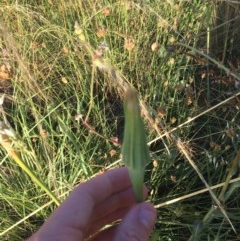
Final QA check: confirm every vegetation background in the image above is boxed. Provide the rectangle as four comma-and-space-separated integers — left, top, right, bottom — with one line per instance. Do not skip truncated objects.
0, 0, 240, 240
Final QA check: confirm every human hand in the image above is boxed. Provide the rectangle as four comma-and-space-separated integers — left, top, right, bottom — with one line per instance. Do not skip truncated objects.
27, 167, 156, 241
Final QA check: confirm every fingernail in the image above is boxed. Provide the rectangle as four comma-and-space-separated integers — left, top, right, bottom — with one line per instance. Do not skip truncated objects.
139, 207, 156, 229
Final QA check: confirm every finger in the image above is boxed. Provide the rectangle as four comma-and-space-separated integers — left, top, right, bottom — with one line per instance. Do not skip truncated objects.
49, 167, 131, 228
88, 202, 157, 241
86, 186, 148, 237
86, 206, 130, 237
92, 185, 148, 221
113, 202, 157, 241
34, 167, 132, 240
88, 225, 118, 241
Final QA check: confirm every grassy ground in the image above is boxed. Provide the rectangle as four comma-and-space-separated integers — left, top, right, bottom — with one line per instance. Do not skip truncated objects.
0, 0, 240, 240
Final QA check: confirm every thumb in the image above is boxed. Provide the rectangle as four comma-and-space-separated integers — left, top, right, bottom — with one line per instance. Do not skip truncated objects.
114, 202, 157, 241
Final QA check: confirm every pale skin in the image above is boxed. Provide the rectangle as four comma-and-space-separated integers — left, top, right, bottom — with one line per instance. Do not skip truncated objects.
27, 167, 157, 241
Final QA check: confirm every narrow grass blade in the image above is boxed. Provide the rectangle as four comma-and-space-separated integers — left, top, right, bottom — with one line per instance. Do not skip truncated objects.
0, 121, 60, 206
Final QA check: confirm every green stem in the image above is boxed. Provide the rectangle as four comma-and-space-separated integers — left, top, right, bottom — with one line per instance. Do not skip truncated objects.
8, 148, 60, 206
175, 42, 240, 81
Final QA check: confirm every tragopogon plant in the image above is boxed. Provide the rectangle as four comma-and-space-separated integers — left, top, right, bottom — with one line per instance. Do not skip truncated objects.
122, 88, 150, 202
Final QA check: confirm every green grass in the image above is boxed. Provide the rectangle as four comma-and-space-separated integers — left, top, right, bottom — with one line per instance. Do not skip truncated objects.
1, 0, 240, 240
